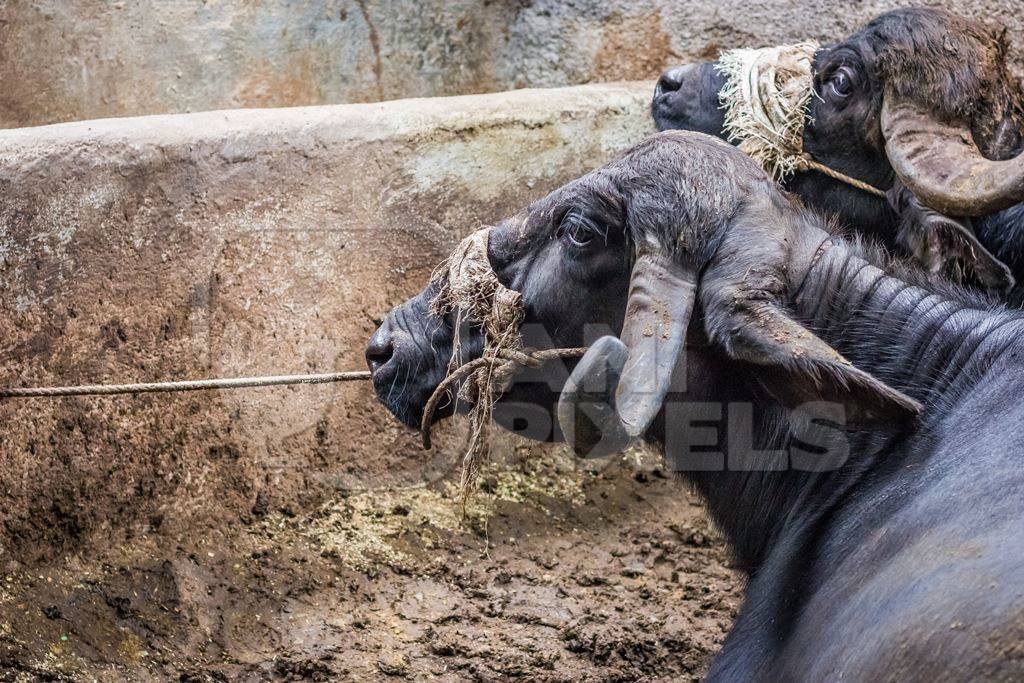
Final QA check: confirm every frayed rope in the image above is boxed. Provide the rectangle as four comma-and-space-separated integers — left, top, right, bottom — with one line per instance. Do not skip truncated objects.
717, 41, 820, 181
423, 228, 585, 503
427, 228, 524, 500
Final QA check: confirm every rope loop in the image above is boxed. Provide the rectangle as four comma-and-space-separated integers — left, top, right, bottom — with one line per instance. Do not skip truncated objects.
420, 346, 586, 450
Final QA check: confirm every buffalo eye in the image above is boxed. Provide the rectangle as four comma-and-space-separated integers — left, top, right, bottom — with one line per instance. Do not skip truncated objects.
558, 209, 603, 249
826, 66, 855, 99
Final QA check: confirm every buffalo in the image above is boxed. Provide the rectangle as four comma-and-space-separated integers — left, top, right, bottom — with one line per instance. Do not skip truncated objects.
653, 8, 1024, 300
367, 131, 1024, 679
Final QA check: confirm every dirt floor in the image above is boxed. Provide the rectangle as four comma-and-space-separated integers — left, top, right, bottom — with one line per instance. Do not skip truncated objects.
0, 445, 741, 682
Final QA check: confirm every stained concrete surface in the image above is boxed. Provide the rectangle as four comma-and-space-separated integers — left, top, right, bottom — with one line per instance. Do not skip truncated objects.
2, 0, 1020, 128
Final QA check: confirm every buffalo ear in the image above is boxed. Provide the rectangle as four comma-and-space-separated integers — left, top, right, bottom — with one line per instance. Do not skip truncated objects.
698, 185, 924, 426
706, 296, 923, 425
888, 181, 1014, 295
557, 238, 699, 453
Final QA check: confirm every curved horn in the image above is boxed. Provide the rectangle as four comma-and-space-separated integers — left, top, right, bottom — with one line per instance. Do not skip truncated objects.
882, 96, 1024, 216
558, 238, 699, 453
616, 243, 699, 436
557, 336, 632, 458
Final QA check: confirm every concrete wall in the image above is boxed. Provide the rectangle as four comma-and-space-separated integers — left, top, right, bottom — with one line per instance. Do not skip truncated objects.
2, 0, 1021, 129
0, 82, 654, 564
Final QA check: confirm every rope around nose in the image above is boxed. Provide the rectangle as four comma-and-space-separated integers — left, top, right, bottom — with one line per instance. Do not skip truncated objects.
0, 370, 372, 399
3, 346, 587, 454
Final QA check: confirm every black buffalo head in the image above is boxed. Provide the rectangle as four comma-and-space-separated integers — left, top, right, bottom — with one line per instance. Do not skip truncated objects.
652, 8, 1024, 291
366, 132, 918, 455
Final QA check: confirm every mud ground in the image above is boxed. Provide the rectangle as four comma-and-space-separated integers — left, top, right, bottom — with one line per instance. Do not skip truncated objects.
0, 446, 740, 682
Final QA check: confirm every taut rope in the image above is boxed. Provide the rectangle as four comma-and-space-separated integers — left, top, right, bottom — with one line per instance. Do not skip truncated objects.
797, 155, 886, 198
0, 371, 372, 399
4, 226, 586, 501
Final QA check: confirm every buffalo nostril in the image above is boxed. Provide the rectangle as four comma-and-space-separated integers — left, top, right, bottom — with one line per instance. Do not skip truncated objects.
365, 326, 395, 374
656, 68, 684, 97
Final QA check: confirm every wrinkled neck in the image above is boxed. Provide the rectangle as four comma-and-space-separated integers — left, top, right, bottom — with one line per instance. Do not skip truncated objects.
793, 238, 1024, 407
673, 232, 1024, 574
